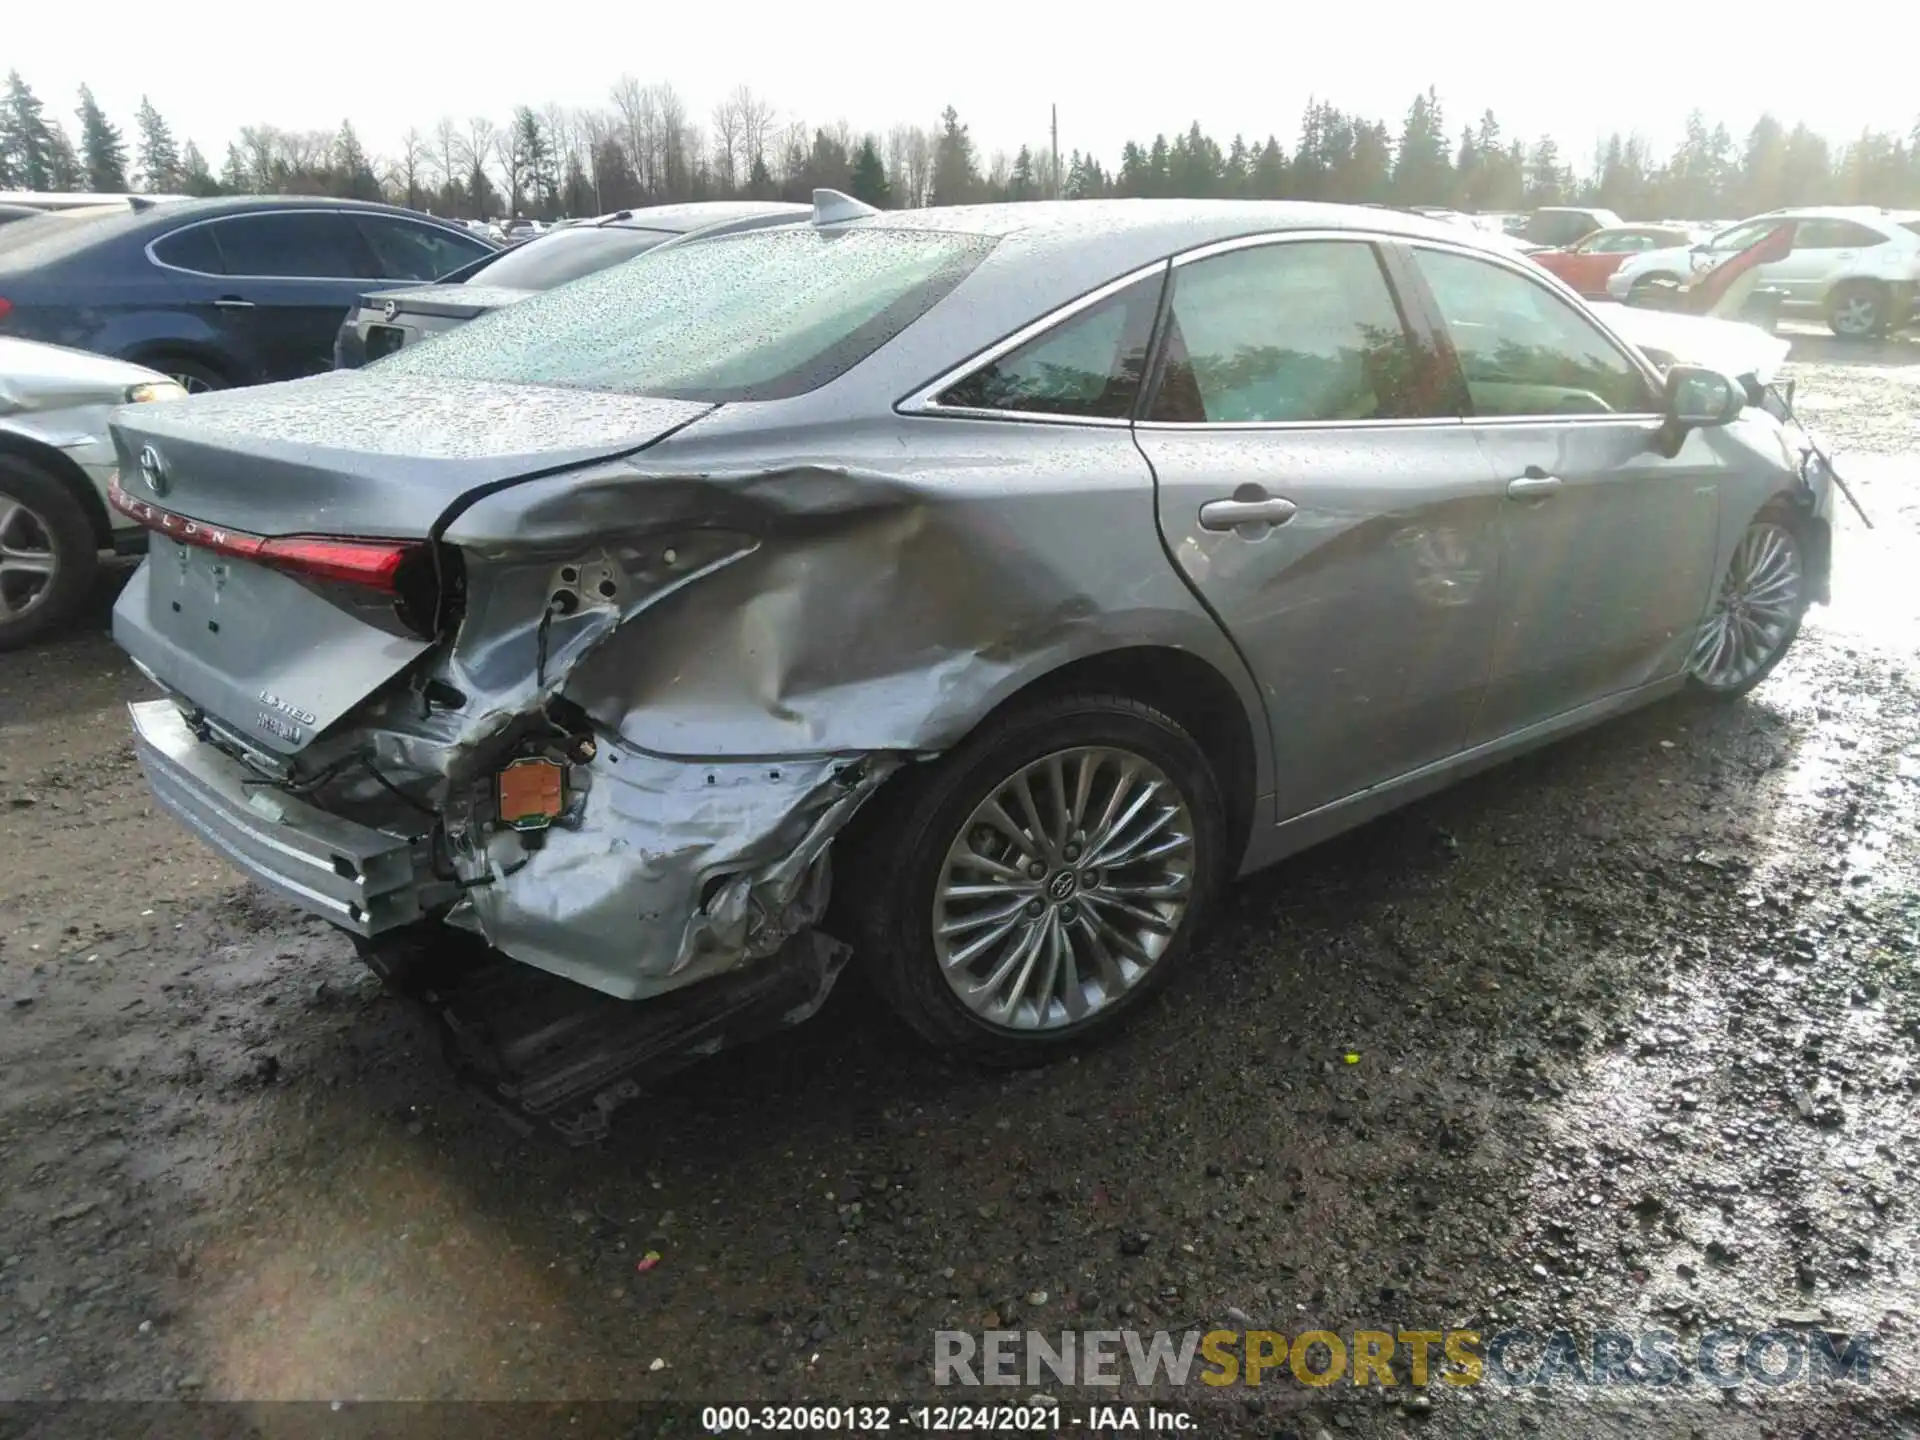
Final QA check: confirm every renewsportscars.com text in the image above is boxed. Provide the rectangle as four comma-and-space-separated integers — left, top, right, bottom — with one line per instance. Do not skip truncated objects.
934, 1327, 1874, 1390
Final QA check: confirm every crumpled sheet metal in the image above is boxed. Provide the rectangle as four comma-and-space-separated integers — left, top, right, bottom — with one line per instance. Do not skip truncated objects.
443, 746, 900, 1001
401, 431, 1265, 1000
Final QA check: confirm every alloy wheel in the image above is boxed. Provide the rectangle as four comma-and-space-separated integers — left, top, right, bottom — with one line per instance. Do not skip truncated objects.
0, 493, 58, 621
171, 371, 216, 395
931, 745, 1196, 1033
1689, 521, 1804, 691
1831, 294, 1881, 337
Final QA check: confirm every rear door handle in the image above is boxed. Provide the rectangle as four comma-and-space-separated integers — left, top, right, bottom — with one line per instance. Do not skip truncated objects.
1506, 469, 1563, 500
1198, 496, 1298, 532
212, 296, 255, 310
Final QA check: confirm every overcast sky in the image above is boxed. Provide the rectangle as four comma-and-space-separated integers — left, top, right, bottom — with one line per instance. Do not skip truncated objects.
12, 1, 1916, 172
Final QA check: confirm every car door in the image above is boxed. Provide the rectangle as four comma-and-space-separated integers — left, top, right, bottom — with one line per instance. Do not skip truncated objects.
1397, 242, 1724, 744
1131, 234, 1504, 824
1781, 218, 1887, 303
196, 211, 384, 381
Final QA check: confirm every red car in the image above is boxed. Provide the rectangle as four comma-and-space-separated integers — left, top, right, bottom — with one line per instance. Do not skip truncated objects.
1532, 225, 1699, 297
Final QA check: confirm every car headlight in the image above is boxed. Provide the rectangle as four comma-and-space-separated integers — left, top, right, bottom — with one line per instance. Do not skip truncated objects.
126, 380, 189, 404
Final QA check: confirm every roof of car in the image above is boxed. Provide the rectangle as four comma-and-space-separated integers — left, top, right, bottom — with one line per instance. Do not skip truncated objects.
587, 200, 811, 233
847, 198, 1505, 256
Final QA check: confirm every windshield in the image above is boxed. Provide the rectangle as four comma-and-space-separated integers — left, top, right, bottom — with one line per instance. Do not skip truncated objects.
375, 225, 995, 402
470, 226, 676, 291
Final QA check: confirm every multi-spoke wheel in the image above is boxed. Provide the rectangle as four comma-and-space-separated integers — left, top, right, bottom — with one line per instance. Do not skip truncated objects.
846, 694, 1225, 1060
1688, 512, 1808, 697
0, 457, 97, 652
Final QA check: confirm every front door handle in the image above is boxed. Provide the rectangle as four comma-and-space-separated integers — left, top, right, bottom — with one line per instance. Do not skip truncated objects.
212, 296, 255, 310
1506, 469, 1563, 500
1198, 494, 1298, 532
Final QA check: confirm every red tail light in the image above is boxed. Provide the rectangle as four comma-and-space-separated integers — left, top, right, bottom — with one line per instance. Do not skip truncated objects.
0, 297, 11, 321
108, 478, 421, 593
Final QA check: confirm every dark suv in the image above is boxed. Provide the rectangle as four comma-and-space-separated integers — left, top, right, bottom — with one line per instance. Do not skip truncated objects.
0, 196, 495, 391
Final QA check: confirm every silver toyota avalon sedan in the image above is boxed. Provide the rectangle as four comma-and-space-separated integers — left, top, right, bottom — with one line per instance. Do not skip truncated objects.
104, 196, 1833, 1133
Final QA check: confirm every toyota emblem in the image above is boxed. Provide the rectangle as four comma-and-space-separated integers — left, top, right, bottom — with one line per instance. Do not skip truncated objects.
138, 445, 169, 497
382, 299, 399, 322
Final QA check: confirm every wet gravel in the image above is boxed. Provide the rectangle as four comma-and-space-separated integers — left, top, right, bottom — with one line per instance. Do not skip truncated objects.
2, 329, 1919, 1437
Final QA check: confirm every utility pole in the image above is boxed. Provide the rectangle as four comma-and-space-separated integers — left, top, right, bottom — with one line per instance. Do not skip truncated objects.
1051, 104, 1060, 198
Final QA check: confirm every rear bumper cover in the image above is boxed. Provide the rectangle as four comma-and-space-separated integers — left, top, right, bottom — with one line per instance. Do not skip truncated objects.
129, 698, 435, 934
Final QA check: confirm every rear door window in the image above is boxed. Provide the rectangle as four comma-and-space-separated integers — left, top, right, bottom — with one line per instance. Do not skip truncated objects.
203, 212, 378, 279
150, 224, 224, 274
936, 274, 1161, 419
1792, 219, 1887, 250
1147, 239, 1431, 424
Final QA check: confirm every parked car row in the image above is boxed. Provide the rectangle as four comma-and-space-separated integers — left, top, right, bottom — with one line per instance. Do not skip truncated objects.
80, 194, 1837, 1133
1604, 207, 1920, 337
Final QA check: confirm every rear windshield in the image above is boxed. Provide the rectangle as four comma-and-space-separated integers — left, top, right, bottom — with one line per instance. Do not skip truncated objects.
471, 225, 676, 291
373, 225, 996, 402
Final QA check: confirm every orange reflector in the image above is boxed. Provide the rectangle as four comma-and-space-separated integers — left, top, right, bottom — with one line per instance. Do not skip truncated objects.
497, 757, 566, 830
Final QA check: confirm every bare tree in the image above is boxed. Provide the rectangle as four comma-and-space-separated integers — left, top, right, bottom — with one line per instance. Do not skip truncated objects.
650, 83, 690, 198
609, 75, 660, 196
733, 85, 775, 178
711, 93, 744, 191
494, 128, 529, 217
431, 116, 461, 197
396, 127, 426, 209
890, 123, 933, 207
462, 116, 498, 215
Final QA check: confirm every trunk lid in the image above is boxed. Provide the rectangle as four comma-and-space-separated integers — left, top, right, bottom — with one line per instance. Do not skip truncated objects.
110, 372, 712, 757
107, 370, 711, 539
359, 282, 536, 322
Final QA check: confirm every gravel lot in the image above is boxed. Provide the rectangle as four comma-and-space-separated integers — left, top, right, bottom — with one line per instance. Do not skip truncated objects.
3, 329, 1919, 1437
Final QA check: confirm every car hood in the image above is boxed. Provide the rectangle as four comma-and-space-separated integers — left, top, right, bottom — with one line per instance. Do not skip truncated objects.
0, 336, 170, 414
1593, 302, 1793, 384
107, 369, 714, 539
357, 282, 537, 321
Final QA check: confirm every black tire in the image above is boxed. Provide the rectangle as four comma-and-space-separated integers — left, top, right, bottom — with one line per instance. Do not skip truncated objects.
0, 455, 100, 652
1826, 280, 1887, 340
1685, 505, 1812, 700
842, 692, 1227, 1064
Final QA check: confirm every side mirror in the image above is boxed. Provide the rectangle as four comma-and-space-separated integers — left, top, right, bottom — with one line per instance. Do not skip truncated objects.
1666, 364, 1745, 427
1655, 364, 1744, 456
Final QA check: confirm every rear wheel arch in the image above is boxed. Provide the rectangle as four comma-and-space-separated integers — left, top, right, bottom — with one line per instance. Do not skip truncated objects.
845, 644, 1263, 877
0, 431, 113, 548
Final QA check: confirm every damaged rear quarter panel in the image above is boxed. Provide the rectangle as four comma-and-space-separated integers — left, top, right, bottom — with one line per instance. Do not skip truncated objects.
442, 412, 1268, 760
425, 411, 1270, 1000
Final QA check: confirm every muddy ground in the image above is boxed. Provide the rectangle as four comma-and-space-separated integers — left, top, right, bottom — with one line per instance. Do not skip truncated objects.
3, 329, 1919, 1439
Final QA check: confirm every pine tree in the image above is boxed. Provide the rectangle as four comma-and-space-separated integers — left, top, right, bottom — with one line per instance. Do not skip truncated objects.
929, 106, 978, 205
848, 135, 891, 207
134, 96, 180, 192
75, 85, 129, 192
47, 124, 80, 191
0, 71, 58, 190
1394, 86, 1452, 205
180, 140, 219, 196
1248, 137, 1287, 199
219, 142, 248, 193
334, 119, 381, 201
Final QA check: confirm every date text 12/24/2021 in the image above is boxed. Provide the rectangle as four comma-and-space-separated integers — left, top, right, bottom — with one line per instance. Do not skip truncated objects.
701, 1404, 1197, 1431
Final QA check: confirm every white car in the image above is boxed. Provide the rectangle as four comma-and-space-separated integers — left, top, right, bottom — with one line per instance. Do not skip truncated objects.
1607, 207, 1920, 337
0, 339, 187, 647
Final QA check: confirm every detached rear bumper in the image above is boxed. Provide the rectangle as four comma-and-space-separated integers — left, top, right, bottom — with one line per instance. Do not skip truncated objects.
129, 699, 435, 934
